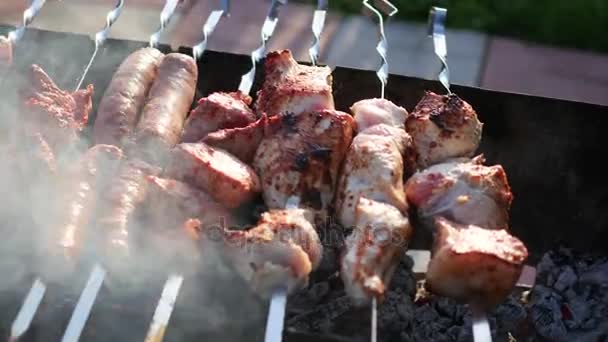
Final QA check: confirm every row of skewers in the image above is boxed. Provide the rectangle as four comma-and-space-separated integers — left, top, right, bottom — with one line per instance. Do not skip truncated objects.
0, 0, 531, 341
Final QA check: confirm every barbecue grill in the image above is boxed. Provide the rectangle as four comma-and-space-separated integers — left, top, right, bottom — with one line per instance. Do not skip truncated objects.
0, 4, 607, 340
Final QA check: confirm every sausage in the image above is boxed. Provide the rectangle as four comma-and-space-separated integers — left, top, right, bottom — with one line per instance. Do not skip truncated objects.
93, 48, 164, 148
133, 53, 198, 166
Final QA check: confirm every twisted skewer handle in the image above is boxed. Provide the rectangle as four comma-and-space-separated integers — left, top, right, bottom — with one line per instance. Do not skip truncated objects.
150, 0, 180, 48
362, 0, 397, 99
308, 0, 328, 66
8, 0, 47, 44
238, 0, 287, 95
94, 0, 125, 49
428, 7, 450, 94
193, 0, 230, 61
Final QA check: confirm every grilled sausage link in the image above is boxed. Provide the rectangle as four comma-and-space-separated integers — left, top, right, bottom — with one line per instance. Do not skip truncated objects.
93, 48, 164, 148
133, 53, 198, 166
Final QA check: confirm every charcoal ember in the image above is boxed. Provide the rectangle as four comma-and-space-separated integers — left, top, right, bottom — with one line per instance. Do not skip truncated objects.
536, 251, 556, 282
529, 285, 568, 341
433, 297, 468, 321
289, 281, 330, 309
563, 297, 591, 330
579, 262, 608, 286
553, 266, 577, 292
387, 259, 417, 296
286, 296, 352, 333
494, 296, 527, 333
377, 292, 413, 337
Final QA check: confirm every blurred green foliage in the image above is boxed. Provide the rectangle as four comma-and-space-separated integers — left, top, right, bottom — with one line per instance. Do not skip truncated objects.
330, 0, 608, 53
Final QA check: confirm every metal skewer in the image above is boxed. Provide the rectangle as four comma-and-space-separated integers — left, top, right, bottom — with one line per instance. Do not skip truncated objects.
74, 0, 125, 91
193, 0, 230, 61
7, 0, 47, 46
361, 1, 397, 341
149, 0, 180, 48
427, 7, 489, 342
8, 278, 46, 342
144, 274, 184, 342
308, 0, 328, 66
238, 0, 287, 95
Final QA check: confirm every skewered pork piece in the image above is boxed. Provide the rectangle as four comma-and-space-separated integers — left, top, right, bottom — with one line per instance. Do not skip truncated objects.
425, 217, 528, 310
20, 64, 93, 158
255, 50, 334, 117
335, 98, 415, 305
253, 110, 355, 211
201, 207, 323, 296
181, 91, 257, 143
406, 91, 483, 168
143, 175, 236, 231
405, 155, 512, 231
165, 142, 261, 209
93, 47, 164, 148
0, 35, 12, 66
133, 53, 198, 166
202, 114, 282, 164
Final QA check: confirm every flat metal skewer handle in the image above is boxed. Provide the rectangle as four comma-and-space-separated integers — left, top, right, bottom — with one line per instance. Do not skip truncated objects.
362, 0, 397, 99
193, 0, 230, 61
149, 0, 180, 48
144, 275, 184, 342
428, 6, 450, 94
238, 0, 287, 95
308, 0, 328, 66
74, 0, 125, 91
8, 0, 47, 45
9, 278, 47, 341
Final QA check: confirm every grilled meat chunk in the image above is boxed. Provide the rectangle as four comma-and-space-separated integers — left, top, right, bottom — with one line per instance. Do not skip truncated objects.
204, 208, 322, 296
405, 156, 512, 230
93, 48, 164, 147
255, 50, 334, 117
202, 114, 281, 163
350, 98, 408, 131
341, 198, 412, 305
95, 159, 161, 259
21, 64, 93, 155
425, 217, 528, 310
134, 53, 198, 166
181, 91, 256, 142
144, 176, 235, 230
336, 124, 414, 229
406, 91, 482, 168
0, 35, 12, 66
166, 142, 261, 209
253, 110, 355, 211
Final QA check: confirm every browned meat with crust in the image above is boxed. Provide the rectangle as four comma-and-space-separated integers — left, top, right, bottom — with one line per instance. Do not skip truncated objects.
349, 98, 408, 131
133, 53, 198, 166
0, 35, 12, 66
341, 198, 412, 305
93, 48, 164, 147
405, 156, 512, 230
143, 175, 235, 230
255, 50, 334, 117
181, 91, 256, 142
165, 142, 261, 209
202, 114, 282, 163
202, 208, 322, 296
425, 217, 528, 310
406, 91, 483, 168
21, 64, 93, 155
49, 145, 123, 260
253, 110, 355, 211
95, 159, 161, 259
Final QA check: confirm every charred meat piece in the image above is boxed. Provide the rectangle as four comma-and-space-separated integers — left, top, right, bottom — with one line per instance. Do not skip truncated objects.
253, 110, 355, 211
21, 64, 93, 155
133, 53, 198, 166
425, 217, 528, 310
341, 198, 412, 305
336, 124, 415, 229
350, 98, 408, 131
93, 48, 164, 148
48, 145, 123, 259
203, 208, 322, 296
405, 156, 512, 230
181, 91, 256, 142
165, 142, 261, 209
202, 114, 281, 163
95, 159, 161, 259
255, 50, 334, 117
144, 176, 235, 230
0, 35, 12, 66
406, 91, 482, 168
